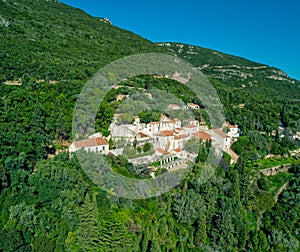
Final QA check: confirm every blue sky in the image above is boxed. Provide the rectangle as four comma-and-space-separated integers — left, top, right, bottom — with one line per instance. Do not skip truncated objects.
61, 0, 300, 80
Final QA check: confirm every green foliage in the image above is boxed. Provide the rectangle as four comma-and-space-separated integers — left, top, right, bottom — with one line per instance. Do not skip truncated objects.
143, 142, 153, 152
138, 110, 161, 124
185, 137, 200, 153
0, 1, 300, 251
257, 166, 300, 251
65, 193, 101, 251
0, 0, 167, 82
116, 112, 134, 125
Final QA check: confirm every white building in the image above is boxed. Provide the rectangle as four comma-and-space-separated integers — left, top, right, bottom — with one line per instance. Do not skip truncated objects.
199, 122, 209, 131
155, 130, 175, 151
186, 103, 200, 109
187, 119, 199, 127
146, 121, 160, 136
173, 134, 189, 149
155, 148, 169, 156
193, 131, 212, 142
137, 132, 152, 143
210, 129, 231, 151
183, 124, 198, 136
223, 123, 239, 138
69, 137, 109, 154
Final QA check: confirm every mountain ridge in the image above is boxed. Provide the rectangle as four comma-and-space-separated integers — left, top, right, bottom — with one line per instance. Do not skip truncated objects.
158, 42, 298, 82
1, 0, 299, 85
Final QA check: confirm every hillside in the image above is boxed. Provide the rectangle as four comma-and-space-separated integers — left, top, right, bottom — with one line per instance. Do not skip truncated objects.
159, 42, 299, 97
0, 0, 167, 82
0, 1, 299, 252
157, 42, 300, 136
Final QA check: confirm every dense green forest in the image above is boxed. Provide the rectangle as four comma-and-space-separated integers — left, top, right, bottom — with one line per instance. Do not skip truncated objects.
1, 0, 300, 251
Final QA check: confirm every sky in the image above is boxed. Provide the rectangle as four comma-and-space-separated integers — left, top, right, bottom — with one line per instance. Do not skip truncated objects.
61, 0, 300, 80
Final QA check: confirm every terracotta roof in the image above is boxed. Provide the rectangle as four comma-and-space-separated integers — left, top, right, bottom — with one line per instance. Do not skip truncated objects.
162, 120, 175, 124
193, 131, 212, 141
174, 118, 181, 122
73, 137, 108, 148
149, 121, 160, 125
173, 148, 183, 152
226, 124, 238, 128
138, 132, 150, 138
155, 148, 169, 155
174, 134, 189, 140
157, 130, 174, 137
187, 103, 199, 107
213, 129, 230, 138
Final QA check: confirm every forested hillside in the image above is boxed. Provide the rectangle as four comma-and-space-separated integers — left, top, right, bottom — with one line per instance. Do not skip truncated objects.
0, 0, 299, 251
0, 0, 166, 81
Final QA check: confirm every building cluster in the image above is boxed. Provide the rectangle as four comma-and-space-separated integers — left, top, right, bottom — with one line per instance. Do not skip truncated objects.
69, 103, 240, 168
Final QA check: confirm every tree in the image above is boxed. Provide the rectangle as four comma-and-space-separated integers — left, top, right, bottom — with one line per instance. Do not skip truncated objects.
108, 137, 114, 149
143, 142, 153, 152
32, 234, 56, 252
0, 160, 8, 191
65, 193, 101, 251
185, 137, 200, 153
116, 113, 134, 125
194, 217, 207, 247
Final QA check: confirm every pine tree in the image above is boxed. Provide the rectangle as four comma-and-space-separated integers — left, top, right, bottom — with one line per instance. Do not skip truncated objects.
141, 228, 150, 252
65, 193, 100, 251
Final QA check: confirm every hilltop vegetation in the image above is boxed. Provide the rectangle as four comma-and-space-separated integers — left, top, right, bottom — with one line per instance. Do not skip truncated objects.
0, 0, 166, 82
159, 42, 300, 139
0, 0, 299, 251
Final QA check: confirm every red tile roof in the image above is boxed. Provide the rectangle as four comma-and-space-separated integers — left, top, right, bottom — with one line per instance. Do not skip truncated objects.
155, 148, 169, 155
193, 131, 212, 141
73, 137, 108, 148
213, 129, 230, 138
174, 134, 189, 140
226, 124, 238, 128
157, 130, 174, 137
162, 120, 175, 124
138, 132, 150, 138
149, 121, 160, 125
187, 103, 199, 107
173, 148, 183, 152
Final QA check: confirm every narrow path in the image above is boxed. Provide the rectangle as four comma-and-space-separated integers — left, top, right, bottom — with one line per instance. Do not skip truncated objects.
257, 181, 289, 230
229, 149, 239, 164
274, 182, 289, 203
